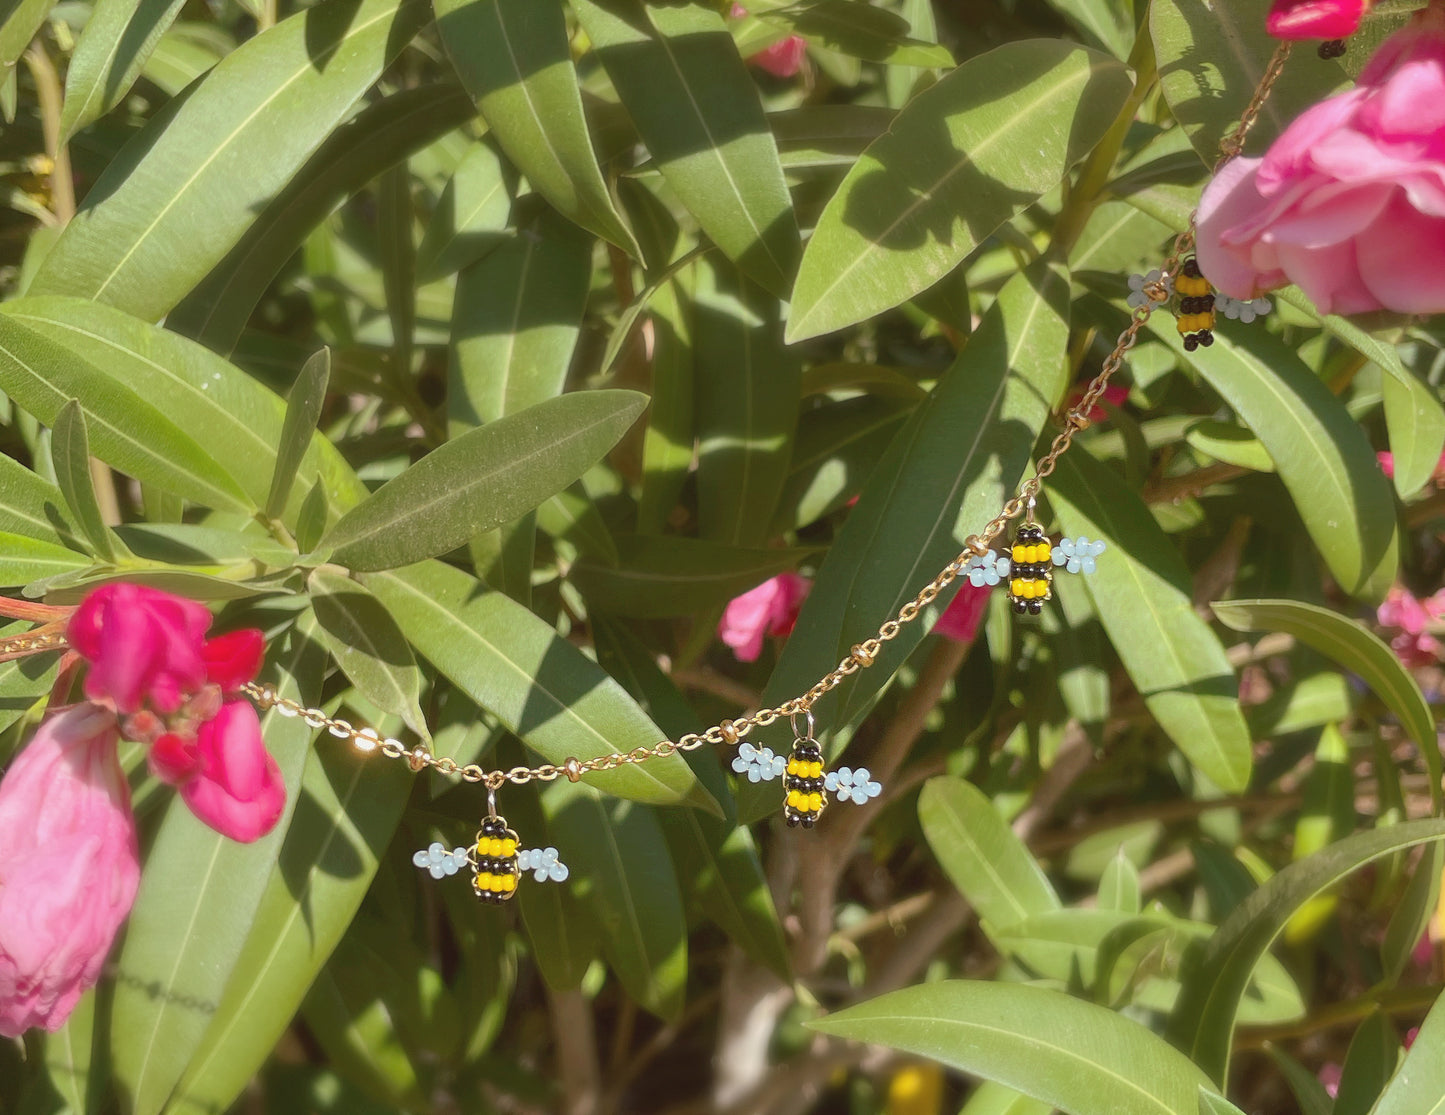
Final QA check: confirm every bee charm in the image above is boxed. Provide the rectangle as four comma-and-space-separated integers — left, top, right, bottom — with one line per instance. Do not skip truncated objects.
1007, 524, 1054, 615
413, 811, 569, 905
730, 709, 883, 828
1175, 258, 1216, 351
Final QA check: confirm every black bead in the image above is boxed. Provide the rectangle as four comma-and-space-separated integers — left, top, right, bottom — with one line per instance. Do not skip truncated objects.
1028, 600, 1044, 615
1183, 258, 1201, 278
1199, 330, 1214, 347
1184, 335, 1199, 351
1318, 39, 1346, 58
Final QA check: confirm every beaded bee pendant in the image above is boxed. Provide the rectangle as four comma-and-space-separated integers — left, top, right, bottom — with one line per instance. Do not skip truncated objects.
731, 726, 882, 829
1007, 524, 1054, 615
413, 813, 569, 904
783, 738, 827, 828
1175, 258, 1216, 351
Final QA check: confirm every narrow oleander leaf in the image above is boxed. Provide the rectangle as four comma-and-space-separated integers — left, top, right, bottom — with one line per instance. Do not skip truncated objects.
571, 0, 800, 298
49, 401, 120, 562
434, 0, 639, 255
1212, 600, 1442, 813
265, 348, 329, 521
958, 1082, 1054, 1115
322, 391, 646, 572
1043, 0, 1134, 58
1184, 420, 1275, 473
110, 615, 325, 1115
0, 531, 95, 586
573, 537, 814, 619
744, 261, 1069, 821
544, 779, 688, 1021
637, 275, 695, 536
1050, 449, 1253, 793
592, 616, 791, 982
296, 480, 329, 556
0, 0, 55, 69
377, 164, 416, 380
44, 989, 97, 1115
771, 104, 896, 170
757, 0, 954, 67
1381, 843, 1443, 986
164, 732, 414, 1115
414, 138, 512, 283
0, 451, 75, 547
168, 85, 476, 353
811, 981, 1214, 1115
364, 560, 715, 812
786, 41, 1131, 341
1, 297, 366, 519
59, 0, 188, 140
1197, 1093, 1249, 1115
919, 777, 1060, 933
29, 0, 430, 320
693, 256, 800, 547
1151, 0, 1346, 162
1335, 1011, 1401, 1115
448, 204, 592, 602
308, 568, 429, 742
1267, 1046, 1335, 1115
0, 313, 254, 513
1369, 986, 1445, 1115
1100, 851, 1142, 915
1167, 819, 1445, 1087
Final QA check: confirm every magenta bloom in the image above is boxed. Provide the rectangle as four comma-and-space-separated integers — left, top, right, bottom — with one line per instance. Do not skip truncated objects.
933, 584, 990, 645
67, 583, 212, 714
730, 3, 807, 79
719, 573, 811, 662
0, 703, 139, 1036
177, 702, 285, 844
1266, 0, 1370, 40
1197, 7, 1445, 315
1377, 585, 1445, 667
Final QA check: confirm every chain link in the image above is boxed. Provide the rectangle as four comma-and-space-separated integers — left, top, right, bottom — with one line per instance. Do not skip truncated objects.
17, 50, 1291, 798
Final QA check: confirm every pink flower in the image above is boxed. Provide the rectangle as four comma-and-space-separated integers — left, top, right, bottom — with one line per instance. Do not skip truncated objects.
933, 584, 990, 644
719, 573, 811, 662
201, 629, 265, 693
1377, 585, 1445, 666
0, 703, 139, 1036
1266, 0, 1371, 40
67, 583, 212, 714
1319, 1062, 1343, 1099
1197, 7, 1445, 315
1067, 382, 1128, 424
730, 3, 807, 79
176, 702, 285, 844
1379, 448, 1445, 485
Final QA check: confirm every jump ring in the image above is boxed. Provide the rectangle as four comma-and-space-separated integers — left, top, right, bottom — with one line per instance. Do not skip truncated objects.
790, 705, 816, 742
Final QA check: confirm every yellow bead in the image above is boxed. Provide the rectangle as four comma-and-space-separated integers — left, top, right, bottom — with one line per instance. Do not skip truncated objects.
808, 793, 823, 810
501, 839, 517, 857
787, 790, 800, 807
1039, 543, 1051, 560
1010, 578, 1025, 597
476, 873, 493, 891
475, 840, 487, 857
1012, 545, 1026, 562
499, 874, 517, 892
810, 761, 823, 777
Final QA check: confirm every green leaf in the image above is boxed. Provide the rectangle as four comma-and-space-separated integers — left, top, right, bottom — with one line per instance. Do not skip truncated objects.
0, 0, 55, 69
1211, 600, 1442, 813
747, 262, 1069, 824
757, 1, 954, 67
323, 391, 646, 572
592, 616, 791, 981
164, 740, 414, 1115
414, 138, 512, 283
1151, 0, 1346, 162
50, 401, 120, 562
1197, 1092, 1248, 1115
1043, 0, 1134, 58
376, 164, 416, 377
811, 981, 1214, 1115
0, 532, 92, 586
1, 297, 366, 517
296, 481, 329, 555
1272, 286, 1445, 500
1100, 851, 1142, 915
308, 569, 429, 742
0, 451, 74, 547
364, 560, 714, 811
434, 0, 640, 255
29, 0, 430, 320
771, 104, 896, 170
0, 313, 254, 513
573, 537, 812, 619
958, 1081, 1054, 1115
545, 780, 688, 1021
1184, 420, 1275, 473
785, 41, 1131, 341
1369, 985, 1445, 1115
266, 348, 329, 521
1381, 843, 1442, 986
571, 0, 801, 298
919, 776, 1061, 932
59, 0, 187, 140
1335, 1010, 1400, 1115
109, 616, 324, 1115
1167, 818, 1445, 1087
1050, 448, 1253, 793
0, 623, 58, 735
1266, 1046, 1334, 1115
637, 276, 694, 536
168, 85, 476, 354
44, 989, 97, 1115
693, 257, 801, 546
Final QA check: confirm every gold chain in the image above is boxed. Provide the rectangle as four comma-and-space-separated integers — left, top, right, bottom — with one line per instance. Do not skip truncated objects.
23, 50, 1291, 797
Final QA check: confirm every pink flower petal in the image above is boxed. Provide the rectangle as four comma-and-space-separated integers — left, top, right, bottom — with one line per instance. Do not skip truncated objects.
0, 703, 138, 1036
933, 585, 990, 644
202, 629, 265, 692
1266, 0, 1369, 40
180, 702, 285, 843
719, 573, 811, 662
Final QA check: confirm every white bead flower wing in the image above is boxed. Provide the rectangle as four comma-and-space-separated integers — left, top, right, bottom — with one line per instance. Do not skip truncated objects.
518, 846, 570, 883
963, 550, 1009, 587
1052, 536, 1106, 575
732, 741, 786, 783
413, 841, 470, 879
1127, 269, 1172, 309
828, 766, 883, 804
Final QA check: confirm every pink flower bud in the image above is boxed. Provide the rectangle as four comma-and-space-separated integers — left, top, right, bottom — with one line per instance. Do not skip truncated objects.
67, 584, 212, 714
1266, 0, 1371, 40
719, 573, 812, 663
201, 629, 264, 693
179, 702, 285, 844
1198, 6, 1445, 316
0, 703, 139, 1036
933, 584, 990, 644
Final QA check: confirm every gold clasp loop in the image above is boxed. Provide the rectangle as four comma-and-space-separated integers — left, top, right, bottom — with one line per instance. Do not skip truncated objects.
486, 784, 498, 819
790, 705, 816, 743
1023, 494, 1038, 527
